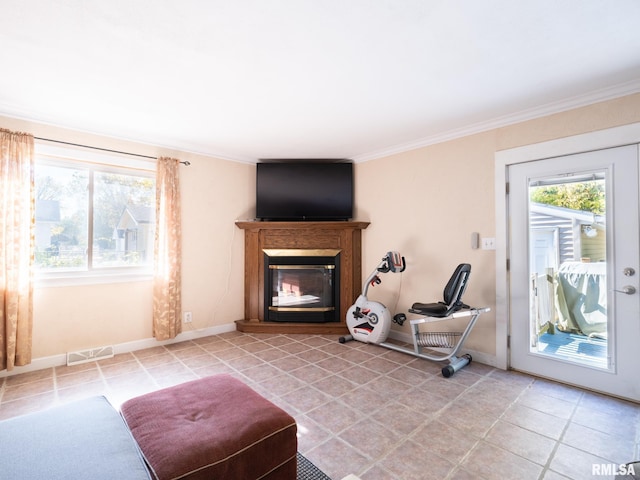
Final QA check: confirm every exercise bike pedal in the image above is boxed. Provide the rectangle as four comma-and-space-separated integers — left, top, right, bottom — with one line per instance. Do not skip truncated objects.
393, 313, 407, 325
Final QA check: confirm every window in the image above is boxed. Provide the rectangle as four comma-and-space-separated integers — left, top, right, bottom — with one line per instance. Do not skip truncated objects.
34, 145, 156, 281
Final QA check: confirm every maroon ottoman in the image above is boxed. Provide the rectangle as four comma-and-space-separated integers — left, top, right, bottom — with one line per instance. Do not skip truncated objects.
120, 375, 297, 480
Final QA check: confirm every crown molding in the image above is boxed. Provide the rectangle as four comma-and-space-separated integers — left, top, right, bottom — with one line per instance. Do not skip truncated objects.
352, 79, 640, 163
0, 106, 256, 165
3, 79, 640, 165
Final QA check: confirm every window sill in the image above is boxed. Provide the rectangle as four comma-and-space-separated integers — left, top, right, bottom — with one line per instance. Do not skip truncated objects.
35, 270, 154, 288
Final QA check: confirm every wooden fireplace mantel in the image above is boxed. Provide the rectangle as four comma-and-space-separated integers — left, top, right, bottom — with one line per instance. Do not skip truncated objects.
235, 221, 370, 334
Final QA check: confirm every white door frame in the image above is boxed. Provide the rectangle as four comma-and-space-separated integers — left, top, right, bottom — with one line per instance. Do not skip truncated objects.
494, 122, 640, 370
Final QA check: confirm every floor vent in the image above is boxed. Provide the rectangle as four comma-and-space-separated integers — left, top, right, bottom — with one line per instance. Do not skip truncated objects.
67, 345, 114, 366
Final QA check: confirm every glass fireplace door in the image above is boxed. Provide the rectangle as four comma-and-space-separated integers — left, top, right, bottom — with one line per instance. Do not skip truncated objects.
270, 265, 335, 309
264, 249, 341, 323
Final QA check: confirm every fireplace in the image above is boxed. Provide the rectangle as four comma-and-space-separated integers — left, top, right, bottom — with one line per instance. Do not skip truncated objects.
264, 249, 340, 323
235, 221, 369, 334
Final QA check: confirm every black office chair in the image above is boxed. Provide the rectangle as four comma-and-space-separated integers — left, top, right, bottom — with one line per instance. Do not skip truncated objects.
409, 263, 472, 318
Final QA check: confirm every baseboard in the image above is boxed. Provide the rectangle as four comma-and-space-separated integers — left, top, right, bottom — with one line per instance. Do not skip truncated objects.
386, 330, 500, 369
112, 323, 237, 355
0, 323, 237, 378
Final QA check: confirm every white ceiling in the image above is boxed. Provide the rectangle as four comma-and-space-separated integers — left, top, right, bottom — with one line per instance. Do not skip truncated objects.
1, 1, 640, 163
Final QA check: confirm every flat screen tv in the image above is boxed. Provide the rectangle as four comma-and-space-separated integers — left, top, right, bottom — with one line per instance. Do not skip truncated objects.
256, 161, 353, 221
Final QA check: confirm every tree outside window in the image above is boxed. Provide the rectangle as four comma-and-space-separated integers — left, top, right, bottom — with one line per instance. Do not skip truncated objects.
530, 180, 605, 215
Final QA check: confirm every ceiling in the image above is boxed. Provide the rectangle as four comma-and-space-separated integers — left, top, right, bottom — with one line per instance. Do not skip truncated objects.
1, 1, 640, 163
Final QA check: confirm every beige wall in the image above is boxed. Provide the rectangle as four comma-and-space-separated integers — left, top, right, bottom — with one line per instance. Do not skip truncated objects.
2, 92, 640, 365
354, 131, 499, 355
0, 115, 254, 360
355, 93, 640, 358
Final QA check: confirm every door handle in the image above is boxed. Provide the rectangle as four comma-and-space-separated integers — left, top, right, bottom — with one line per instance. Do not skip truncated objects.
614, 285, 637, 295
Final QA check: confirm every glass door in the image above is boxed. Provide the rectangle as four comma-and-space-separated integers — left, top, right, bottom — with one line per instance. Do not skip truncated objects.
508, 145, 640, 401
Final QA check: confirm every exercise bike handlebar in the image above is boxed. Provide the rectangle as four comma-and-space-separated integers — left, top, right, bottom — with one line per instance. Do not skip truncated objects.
361, 251, 405, 297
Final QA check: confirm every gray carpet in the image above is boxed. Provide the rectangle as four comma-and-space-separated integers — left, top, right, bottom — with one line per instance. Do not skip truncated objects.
297, 452, 332, 480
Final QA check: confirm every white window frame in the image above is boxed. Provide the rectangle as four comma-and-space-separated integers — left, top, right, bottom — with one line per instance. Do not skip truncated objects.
34, 142, 157, 287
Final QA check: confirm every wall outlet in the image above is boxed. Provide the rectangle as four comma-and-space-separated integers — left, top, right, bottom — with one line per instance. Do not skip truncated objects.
482, 237, 496, 250
183, 311, 193, 323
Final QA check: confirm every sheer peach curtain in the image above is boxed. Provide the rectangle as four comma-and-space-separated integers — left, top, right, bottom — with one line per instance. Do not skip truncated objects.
0, 129, 35, 370
153, 157, 182, 340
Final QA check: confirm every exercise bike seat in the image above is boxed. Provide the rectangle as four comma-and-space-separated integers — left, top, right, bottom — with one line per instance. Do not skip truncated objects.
409, 263, 471, 318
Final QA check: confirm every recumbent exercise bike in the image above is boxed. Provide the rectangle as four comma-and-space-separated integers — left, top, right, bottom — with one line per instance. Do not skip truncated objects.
339, 251, 490, 377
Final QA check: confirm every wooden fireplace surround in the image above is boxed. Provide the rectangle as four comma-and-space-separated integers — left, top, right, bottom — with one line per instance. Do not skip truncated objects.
235, 221, 369, 334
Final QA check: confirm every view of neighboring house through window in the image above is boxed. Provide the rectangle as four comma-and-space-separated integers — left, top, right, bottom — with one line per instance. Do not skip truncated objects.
35, 153, 156, 275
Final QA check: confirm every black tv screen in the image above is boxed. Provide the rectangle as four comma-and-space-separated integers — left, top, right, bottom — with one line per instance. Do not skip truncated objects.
256, 162, 353, 221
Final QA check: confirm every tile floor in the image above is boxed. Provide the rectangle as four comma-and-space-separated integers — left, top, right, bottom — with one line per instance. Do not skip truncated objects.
0, 331, 638, 480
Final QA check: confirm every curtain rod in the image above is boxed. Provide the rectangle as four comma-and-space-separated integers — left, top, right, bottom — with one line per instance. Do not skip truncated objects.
33, 137, 191, 165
